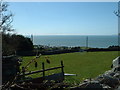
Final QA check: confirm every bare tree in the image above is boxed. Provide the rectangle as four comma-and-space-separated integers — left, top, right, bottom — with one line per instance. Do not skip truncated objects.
0, 0, 14, 34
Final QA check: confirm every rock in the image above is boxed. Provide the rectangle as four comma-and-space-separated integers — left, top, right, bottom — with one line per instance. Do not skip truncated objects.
99, 76, 119, 88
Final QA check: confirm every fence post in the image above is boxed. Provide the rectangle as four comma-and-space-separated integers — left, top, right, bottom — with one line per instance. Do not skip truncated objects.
22, 66, 25, 79
42, 62, 45, 78
61, 61, 64, 80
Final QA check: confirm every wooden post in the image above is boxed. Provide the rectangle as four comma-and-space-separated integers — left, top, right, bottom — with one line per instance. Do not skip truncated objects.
42, 62, 45, 78
22, 67, 25, 79
61, 61, 64, 80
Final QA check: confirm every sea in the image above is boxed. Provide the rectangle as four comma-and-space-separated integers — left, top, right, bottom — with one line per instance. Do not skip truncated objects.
27, 35, 119, 48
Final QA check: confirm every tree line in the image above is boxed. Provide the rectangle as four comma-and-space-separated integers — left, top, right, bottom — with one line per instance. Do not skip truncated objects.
2, 34, 33, 55
1, 1, 33, 56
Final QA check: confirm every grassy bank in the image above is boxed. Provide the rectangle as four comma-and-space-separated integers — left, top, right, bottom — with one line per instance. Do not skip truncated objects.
21, 51, 119, 83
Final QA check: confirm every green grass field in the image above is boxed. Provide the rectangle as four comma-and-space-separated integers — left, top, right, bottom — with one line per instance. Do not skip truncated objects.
21, 51, 119, 83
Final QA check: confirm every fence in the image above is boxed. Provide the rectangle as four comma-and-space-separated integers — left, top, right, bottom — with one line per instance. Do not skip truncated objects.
19, 61, 64, 82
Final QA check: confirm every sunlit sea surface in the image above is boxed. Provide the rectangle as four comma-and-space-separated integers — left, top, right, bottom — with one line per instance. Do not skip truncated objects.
27, 35, 119, 48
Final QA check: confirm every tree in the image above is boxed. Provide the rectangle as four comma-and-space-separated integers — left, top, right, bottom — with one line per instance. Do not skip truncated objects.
11, 35, 33, 52
1, 0, 15, 55
0, 0, 14, 33
2, 34, 34, 56
2, 34, 14, 55
1, 1, 33, 56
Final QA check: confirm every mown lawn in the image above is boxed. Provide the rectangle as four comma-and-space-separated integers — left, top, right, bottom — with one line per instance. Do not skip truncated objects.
20, 51, 119, 83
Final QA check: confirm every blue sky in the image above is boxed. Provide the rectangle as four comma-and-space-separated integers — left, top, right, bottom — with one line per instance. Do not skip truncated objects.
8, 2, 118, 35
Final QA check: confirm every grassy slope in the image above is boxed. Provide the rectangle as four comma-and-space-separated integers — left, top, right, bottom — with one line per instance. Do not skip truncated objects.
21, 51, 119, 82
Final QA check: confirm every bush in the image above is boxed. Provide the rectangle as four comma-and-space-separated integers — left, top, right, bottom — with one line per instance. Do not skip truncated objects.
2, 34, 33, 56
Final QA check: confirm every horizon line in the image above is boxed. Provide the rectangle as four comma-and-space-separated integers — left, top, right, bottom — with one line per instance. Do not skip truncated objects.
22, 34, 118, 36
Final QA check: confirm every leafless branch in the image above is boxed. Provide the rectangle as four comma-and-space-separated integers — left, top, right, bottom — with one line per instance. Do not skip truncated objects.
0, 0, 14, 33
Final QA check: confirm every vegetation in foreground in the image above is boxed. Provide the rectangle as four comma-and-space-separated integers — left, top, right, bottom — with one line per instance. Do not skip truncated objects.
21, 51, 119, 83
